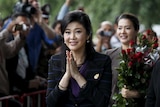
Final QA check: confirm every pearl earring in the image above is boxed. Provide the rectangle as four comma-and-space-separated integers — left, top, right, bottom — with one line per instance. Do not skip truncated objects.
87, 40, 90, 43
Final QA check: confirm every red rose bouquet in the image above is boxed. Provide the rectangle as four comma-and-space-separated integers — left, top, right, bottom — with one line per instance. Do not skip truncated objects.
112, 29, 160, 107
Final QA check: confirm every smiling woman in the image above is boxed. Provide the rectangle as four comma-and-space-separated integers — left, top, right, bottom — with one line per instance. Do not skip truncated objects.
46, 10, 112, 107
106, 13, 143, 107
63, 21, 88, 52
105, 13, 149, 107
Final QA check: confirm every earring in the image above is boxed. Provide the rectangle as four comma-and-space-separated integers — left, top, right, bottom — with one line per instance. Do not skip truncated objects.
87, 40, 90, 43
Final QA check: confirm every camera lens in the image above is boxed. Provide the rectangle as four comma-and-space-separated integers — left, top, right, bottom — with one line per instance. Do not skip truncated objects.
15, 24, 23, 31
99, 31, 112, 37
99, 31, 105, 36
103, 31, 112, 36
25, 6, 36, 14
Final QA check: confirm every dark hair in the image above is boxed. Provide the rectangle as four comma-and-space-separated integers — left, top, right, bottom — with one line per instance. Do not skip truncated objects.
61, 10, 92, 36
114, 15, 120, 25
118, 13, 139, 31
11, 12, 30, 20
52, 20, 62, 29
60, 10, 95, 67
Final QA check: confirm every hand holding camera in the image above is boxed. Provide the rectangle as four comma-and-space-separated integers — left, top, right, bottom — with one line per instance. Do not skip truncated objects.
7, 21, 30, 40
7, 21, 29, 32
97, 28, 113, 38
14, 23, 29, 31
99, 30, 113, 37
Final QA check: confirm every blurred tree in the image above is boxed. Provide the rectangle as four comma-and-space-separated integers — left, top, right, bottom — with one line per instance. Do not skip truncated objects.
0, 0, 17, 18
139, 0, 160, 27
0, 0, 159, 33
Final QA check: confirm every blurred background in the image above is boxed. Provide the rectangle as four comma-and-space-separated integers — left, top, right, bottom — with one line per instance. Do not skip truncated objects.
1, 0, 160, 36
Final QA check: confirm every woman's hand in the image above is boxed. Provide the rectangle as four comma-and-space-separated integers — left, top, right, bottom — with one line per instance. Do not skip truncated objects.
66, 50, 87, 88
65, 50, 72, 78
66, 50, 80, 79
121, 87, 140, 98
58, 50, 72, 90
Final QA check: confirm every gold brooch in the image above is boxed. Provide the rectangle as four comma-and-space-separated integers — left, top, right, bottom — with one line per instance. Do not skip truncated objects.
94, 73, 100, 79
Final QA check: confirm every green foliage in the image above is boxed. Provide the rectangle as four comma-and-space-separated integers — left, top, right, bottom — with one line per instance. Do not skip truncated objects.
0, 0, 17, 18
0, 0, 159, 32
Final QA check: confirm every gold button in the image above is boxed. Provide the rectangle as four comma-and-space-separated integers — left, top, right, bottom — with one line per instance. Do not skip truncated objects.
94, 73, 99, 79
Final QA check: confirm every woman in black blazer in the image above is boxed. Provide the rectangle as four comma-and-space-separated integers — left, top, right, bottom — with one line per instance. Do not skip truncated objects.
145, 60, 160, 107
46, 10, 112, 107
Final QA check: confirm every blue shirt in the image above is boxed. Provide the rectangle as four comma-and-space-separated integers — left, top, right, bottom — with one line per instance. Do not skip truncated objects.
26, 23, 53, 72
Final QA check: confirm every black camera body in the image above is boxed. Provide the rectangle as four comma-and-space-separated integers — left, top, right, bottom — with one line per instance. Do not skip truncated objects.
14, 1, 36, 16
14, 24, 28, 31
99, 31, 113, 37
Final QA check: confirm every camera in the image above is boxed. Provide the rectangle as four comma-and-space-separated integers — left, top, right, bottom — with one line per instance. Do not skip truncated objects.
99, 31, 113, 37
14, 1, 36, 15
15, 24, 28, 31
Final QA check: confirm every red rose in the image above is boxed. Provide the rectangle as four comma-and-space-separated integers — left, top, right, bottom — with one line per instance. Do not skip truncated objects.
137, 52, 143, 58
132, 54, 137, 59
128, 61, 133, 67
131, 48, 135, 52
153, 37, 158, 42
142, 34, 146, 40
129, 40, 135, 47
152, 43, 159, 49
126, 48, 133, 55
146, 29, 152, 35
134, 52, 143, 59
121, 49, 126, 55
137, 58, 142, 62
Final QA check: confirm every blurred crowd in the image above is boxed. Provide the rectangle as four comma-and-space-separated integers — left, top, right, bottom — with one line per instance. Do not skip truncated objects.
0, 0, 160, 107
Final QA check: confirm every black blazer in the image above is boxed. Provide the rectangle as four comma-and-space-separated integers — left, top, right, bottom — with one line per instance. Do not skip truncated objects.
145, 60, 160, 107
46, 52, 112, 107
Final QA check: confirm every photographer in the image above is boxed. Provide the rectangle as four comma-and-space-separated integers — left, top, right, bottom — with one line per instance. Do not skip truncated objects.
5, 11, 48, 95
95, 21, 114, 53
11, 0, 62, 79
0, 12, 30, 107
14, 0, 57, 39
